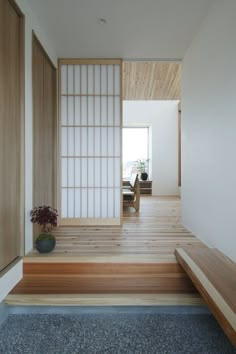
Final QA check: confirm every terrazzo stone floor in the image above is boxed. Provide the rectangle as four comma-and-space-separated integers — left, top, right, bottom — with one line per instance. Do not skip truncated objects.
0, 312, 235, 354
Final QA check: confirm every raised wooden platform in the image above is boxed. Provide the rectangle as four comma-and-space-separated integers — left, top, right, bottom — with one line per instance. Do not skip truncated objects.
7, 257, 204, 306
6, 198, 206, 306
9, 260, 196, 295
175, 247, 236, 346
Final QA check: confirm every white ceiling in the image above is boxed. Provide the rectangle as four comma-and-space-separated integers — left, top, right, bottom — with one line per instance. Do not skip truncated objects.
26, 0, 215, 59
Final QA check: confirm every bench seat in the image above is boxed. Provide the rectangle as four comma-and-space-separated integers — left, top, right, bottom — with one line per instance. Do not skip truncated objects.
175, 247, 236, 346
122, 189, 134, 201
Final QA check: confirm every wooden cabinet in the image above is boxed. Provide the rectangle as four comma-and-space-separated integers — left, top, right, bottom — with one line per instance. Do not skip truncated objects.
139, 181, 152, 195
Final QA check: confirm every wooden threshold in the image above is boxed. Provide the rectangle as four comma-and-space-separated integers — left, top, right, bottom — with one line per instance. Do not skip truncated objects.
5, 293, 204, 306
23, 255, 177, 263
175, 247, 236, 347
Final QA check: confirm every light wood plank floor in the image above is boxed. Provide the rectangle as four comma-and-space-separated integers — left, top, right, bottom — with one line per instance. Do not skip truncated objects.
27, 196, 206, 262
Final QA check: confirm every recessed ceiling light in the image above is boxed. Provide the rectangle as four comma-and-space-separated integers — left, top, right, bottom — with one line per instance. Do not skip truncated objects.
98, 18, 107, 25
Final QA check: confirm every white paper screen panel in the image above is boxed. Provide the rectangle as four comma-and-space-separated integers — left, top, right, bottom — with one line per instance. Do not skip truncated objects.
59, 60, 122, 225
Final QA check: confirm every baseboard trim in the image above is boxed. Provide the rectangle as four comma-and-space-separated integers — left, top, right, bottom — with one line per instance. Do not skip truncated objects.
8, 304, 210, 315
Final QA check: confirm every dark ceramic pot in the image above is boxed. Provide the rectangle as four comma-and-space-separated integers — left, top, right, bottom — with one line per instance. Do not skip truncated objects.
141, 172, 148, 181
35, 234, 56, 253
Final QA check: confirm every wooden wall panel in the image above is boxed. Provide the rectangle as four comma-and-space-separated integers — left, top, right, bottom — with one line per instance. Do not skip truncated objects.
44, 54, 56, 200
32, 38, 44, 207
32, 34, 56, 226
0, 0, 24, 271
178, 102, 181, 186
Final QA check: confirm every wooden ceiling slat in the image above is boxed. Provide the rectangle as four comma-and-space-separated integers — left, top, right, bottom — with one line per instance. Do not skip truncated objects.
162, 64, 177, 100
123, 62, 181, 100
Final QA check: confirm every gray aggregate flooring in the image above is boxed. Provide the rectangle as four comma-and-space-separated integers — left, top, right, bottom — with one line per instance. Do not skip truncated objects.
0, 313, 235, 354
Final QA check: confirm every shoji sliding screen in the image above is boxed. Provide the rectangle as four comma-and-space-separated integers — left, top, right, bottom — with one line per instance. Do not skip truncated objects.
59, 59, 122, 225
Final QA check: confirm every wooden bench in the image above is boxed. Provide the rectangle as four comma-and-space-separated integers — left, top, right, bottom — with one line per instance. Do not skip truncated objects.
122, 173, 140, 212
175, 247, 236, 346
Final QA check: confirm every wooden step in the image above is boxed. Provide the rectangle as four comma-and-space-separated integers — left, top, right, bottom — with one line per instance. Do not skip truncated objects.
5, 293, 204, 306
175, 247, 236, 347
10, 260, 197, 295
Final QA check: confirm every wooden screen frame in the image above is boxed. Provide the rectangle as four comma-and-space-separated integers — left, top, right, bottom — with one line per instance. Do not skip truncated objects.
58, 59, 123, 226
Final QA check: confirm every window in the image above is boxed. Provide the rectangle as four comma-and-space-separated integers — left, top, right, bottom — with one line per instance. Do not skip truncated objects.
122, 127, 149, 179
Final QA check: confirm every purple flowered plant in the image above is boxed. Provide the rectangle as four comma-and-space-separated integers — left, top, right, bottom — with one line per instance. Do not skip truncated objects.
30, 205, 58, 233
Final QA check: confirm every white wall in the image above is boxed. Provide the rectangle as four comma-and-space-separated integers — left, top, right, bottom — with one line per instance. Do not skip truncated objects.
15, 0, 57, 253
182, 0, 236, 261
123, 101, 179, 196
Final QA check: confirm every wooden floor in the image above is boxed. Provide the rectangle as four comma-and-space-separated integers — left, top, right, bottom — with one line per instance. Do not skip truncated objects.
7, 197, 207, 305
27, 196, 205, 260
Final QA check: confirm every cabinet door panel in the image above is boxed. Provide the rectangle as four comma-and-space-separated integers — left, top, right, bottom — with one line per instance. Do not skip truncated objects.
0, 0, 23, 271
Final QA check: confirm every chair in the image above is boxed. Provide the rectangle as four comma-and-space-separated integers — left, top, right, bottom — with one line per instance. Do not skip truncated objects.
122, 173, 140, 212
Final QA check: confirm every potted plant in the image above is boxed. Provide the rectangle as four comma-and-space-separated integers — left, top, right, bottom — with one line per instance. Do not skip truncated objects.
30, 205, 58, 253
135, 159, 149, 181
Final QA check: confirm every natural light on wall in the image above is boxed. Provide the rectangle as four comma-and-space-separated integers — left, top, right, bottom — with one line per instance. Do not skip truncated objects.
122, 127, 149, 179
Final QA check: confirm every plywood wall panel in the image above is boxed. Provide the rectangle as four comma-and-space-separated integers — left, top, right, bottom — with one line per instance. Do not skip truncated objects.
0, 0, 23, 271
32, 35, 56, 212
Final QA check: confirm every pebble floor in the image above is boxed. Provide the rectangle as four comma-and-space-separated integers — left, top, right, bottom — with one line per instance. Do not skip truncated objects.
0, 313, 235, 354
